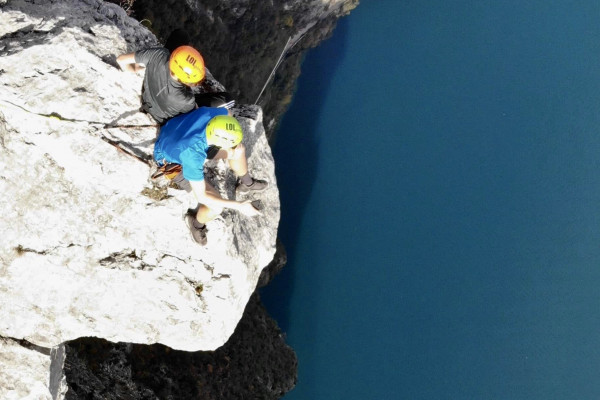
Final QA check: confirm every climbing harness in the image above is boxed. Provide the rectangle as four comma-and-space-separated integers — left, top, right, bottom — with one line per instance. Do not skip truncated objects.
151, 163, 182, 180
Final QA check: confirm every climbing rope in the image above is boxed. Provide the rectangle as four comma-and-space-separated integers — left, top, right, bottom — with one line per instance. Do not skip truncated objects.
254, 32, 309, 105
254, 37, 292, 105
0, 99, 158, 129
0, 98, 156, 166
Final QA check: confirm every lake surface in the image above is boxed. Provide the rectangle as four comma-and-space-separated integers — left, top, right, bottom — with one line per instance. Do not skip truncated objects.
261, 1, 600, 398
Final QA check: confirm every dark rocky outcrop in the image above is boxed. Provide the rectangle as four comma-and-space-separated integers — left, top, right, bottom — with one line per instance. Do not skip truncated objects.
63, 242, 294, 400
125, 0, 359, 136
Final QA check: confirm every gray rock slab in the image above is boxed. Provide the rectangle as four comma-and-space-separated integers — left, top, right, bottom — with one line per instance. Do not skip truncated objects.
0, 0, 279, 353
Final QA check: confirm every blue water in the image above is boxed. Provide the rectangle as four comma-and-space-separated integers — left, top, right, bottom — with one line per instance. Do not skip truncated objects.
261, 1, 600, 398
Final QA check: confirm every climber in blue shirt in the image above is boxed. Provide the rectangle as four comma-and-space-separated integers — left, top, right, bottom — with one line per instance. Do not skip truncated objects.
154, 107, 268, 245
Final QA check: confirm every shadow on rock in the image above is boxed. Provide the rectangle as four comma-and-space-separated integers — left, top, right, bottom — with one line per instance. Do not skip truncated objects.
64, 291, 297, 400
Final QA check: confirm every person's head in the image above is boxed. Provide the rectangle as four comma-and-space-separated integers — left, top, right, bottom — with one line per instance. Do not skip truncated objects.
169, 46, 205, 86
206, 115, 243, 148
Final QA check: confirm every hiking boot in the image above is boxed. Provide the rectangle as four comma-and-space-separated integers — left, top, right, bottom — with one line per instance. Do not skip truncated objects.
185, 213, 208, 246
236, 178, 268, 194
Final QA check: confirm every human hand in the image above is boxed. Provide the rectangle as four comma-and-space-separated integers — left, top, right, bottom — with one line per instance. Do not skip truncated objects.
237, 200, 262, 217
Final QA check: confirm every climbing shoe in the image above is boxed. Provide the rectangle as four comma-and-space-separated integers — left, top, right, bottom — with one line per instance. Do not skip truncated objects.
185, 213, 208, 246
236, 178, 268, 194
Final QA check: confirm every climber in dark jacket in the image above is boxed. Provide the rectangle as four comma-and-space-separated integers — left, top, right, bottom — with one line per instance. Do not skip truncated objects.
117, 45, 204, 124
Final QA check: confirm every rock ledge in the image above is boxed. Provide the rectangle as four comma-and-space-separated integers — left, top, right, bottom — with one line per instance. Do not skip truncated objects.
0, 0, 279, 356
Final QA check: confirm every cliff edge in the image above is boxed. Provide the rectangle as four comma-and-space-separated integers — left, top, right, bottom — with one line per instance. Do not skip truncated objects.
0, 0, 280, 397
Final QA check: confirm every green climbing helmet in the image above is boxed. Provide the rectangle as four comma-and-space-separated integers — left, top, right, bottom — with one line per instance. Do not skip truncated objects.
206, 115, 243, 148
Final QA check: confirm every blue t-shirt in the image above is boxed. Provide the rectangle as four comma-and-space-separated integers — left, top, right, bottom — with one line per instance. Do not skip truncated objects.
154, 107, 228, 181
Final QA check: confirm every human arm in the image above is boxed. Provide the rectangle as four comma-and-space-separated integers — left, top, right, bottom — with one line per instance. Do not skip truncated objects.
189, 180, 261, 216
116, 53, 146, 72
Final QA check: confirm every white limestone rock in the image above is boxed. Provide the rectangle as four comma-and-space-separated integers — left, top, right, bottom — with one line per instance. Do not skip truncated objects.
0, 339, 50, 400
0, 0, 279, 355
0, 338, 67, 400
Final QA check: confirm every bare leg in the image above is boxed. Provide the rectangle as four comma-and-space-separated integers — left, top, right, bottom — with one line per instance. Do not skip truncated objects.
227, 143, 248, 177
195, 181, 223, 224
212, 143, 266, 194
213, 143, 248, 177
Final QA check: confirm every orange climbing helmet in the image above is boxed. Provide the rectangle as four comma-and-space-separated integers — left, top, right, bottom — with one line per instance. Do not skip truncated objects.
169, 46, 205, 85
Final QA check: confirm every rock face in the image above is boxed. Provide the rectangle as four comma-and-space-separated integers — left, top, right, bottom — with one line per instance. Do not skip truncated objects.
63, 251, 296, 399
0, 338, 66, 400
63, 295, 297, 400
0, 0, 282, 397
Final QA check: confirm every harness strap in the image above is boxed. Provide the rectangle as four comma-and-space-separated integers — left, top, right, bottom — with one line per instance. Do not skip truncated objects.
151, 163, 182, 180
